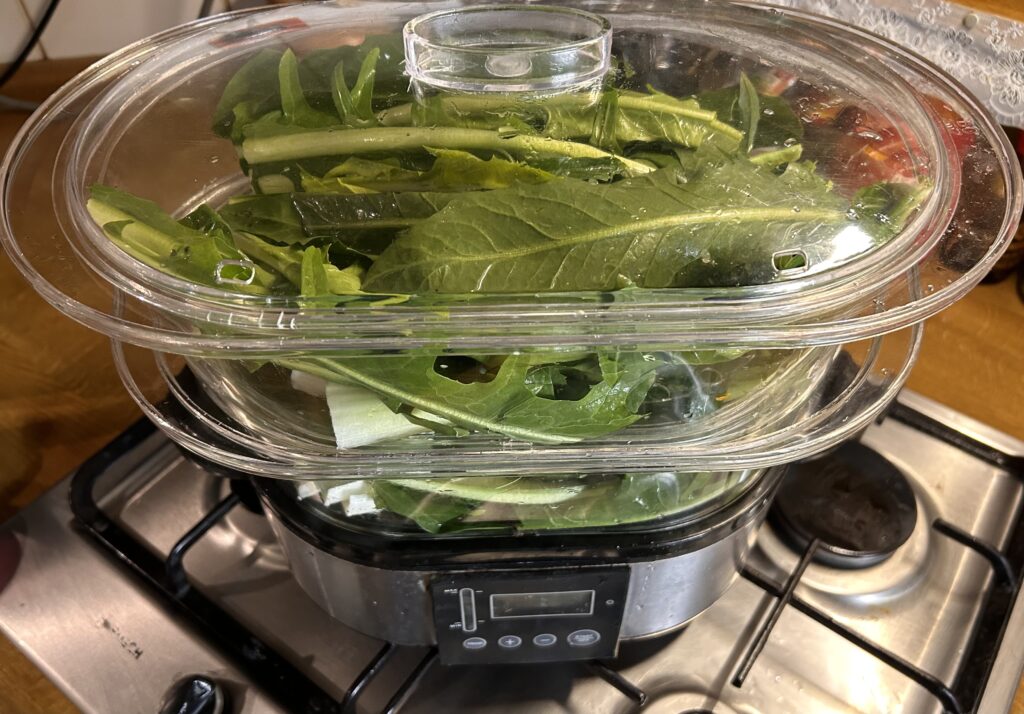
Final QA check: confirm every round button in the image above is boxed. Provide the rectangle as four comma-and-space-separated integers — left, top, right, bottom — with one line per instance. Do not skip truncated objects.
567, 629, 601, 647
532, 633, 557, 648
497, 635, 522, 649
462, 637, 487, 650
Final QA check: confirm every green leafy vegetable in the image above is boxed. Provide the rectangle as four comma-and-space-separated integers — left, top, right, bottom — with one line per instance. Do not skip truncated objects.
698, 83, 803, 150
381, 90, 743, 152
738, 73, 760, 153
385, 477, 585, 505
294, 192, 453, 256
300, 246, 329, 296
362, 157, 855, 293
219, 191, 454, 256
310, 470, 746, 534
278, 49, 336, 129
371, 480, 478, 533
240, 126, 655, 177
515, 472, 739, 530
331, 47, 380, 126
212, 49, 284, 142
231, 230, 362, 294
851, 180, 932, 240
349, 47, 379, 122
301, 149, 556, 193
277, 350, 659, 444
219, 194, 306, 245
87, 186, 282, 293
213, 36, 408, 143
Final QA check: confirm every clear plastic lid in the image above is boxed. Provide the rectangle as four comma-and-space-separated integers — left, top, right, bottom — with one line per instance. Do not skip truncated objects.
1, 0, 1019, 355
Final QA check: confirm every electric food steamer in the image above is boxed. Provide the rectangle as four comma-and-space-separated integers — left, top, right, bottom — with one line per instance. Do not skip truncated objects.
0, 0, 1019, 666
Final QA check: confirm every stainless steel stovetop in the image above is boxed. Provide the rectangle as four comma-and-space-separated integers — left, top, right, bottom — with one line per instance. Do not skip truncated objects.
1, 391, 1023, 714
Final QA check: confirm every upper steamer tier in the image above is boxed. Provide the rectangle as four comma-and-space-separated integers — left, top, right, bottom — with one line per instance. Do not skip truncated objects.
1, 0, 1019, 356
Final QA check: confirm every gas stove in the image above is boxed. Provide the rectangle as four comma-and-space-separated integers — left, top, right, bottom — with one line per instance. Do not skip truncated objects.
0, 391, 1022, 714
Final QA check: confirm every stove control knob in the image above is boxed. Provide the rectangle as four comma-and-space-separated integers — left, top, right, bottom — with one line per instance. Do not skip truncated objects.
159, 675, 225, 714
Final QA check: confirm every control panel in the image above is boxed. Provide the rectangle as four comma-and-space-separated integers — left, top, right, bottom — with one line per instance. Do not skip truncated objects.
431, 567, 629, 665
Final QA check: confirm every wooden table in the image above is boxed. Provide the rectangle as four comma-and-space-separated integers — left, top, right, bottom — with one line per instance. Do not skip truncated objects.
1, 4, 1024, 711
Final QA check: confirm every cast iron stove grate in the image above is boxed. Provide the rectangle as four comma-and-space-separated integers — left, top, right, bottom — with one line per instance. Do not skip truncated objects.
68, 401, 1024, 713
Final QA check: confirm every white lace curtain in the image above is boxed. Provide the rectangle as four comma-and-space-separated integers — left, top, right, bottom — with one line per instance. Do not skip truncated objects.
769, 0, 1024, 127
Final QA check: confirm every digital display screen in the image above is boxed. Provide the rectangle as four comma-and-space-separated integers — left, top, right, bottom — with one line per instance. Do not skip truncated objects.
490, 590, 595, 619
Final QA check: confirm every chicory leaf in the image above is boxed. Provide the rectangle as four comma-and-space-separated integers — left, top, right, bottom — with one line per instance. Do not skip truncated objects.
382, 90, 743, 152
300, 246, 329, 296
293, 192, 453, 233
241, 126, 655, 177
330, 61, 358, 124
221, 191, 455, 257
851, 180, 932, 241
738, 73, 760, 153
87, 186, 281, 293
278, 49, 337, 129
220, 194, 307, 245
276, 350, 660, 444
383, 477, 585, 505
330, 48, 381, 126
371, 480, 478, 533
232, 230, 357, 294
350, 47, 379, 121
698, 83, 803, 150
297, 35, 408, 112
515, 471, 740, 530
212, 48, 283, 141
362, 158, 860, 293
302, 149, 556, 193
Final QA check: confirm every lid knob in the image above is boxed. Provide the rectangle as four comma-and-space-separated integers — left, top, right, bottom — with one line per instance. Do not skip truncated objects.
403, 4, 612, 94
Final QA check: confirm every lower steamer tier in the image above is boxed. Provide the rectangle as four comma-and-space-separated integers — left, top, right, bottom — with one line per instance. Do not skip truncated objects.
256, 467, 783, 663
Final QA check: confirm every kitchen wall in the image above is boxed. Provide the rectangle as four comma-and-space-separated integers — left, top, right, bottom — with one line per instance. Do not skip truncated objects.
1, 0, 267, 62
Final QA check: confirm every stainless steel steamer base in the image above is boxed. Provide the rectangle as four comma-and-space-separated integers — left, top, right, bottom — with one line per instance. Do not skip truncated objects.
260, 473, 779, 647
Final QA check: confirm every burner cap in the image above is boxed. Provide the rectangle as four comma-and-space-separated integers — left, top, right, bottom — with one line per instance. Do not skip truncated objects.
771, 442, 917, 568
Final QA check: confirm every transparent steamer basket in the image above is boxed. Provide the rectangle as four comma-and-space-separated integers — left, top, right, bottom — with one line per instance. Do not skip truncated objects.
111, 316, 922, 479
174, 344, 836, 458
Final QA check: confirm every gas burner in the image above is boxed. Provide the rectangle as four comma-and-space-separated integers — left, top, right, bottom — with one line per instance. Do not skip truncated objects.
770, 441, 917, 569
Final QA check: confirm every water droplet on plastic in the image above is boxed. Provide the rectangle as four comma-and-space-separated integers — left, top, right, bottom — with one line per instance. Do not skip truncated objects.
792, 206, 801, 213
209, 156, 220, 164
